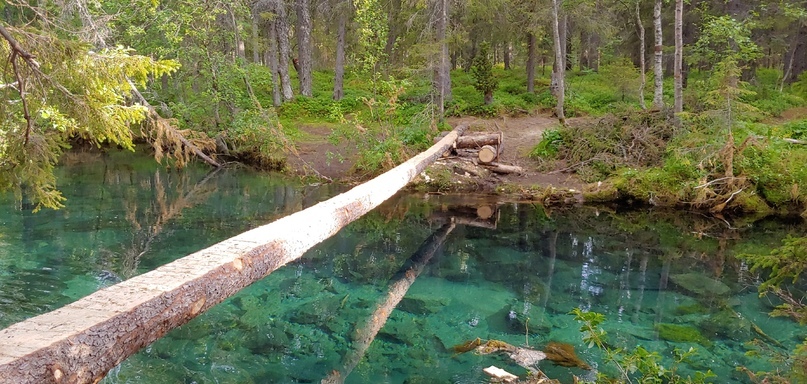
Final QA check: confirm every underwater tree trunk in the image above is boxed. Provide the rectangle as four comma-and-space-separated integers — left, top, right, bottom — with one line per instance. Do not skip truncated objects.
321, 222, 456, 384
0, 124, 470, 384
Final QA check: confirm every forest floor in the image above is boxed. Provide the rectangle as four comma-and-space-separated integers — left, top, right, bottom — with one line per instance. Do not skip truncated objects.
287, 115, 587, 197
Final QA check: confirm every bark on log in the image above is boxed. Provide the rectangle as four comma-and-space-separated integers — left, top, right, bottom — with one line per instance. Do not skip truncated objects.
482, 162, 524, 174
454, 133, 502, 149
478, 145, 497, 163
0, 125, 469, 384
321, 222, 455, 384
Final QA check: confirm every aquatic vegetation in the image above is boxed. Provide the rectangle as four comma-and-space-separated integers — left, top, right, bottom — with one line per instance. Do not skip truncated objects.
452, 337, 482, 353
543, 341, 591, 370
655, 323, 712, 347
670, 273, 731, 297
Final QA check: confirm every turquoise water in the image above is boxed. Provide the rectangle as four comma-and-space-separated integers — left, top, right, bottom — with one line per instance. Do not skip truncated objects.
0, 150, 803, 383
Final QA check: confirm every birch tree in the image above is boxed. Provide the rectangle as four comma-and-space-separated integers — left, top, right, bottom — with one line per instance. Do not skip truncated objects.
551, 0, 566, 124
652, 0, 664, 109
674, 0, 683, 113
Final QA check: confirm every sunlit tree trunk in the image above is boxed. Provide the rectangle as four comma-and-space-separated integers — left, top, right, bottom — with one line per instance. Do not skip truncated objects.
652, 0, 664, 109
273, 0, 294, 100
333, 5, 347, 101
551, 0, 566, 124
526, 32, 536, 93
636, 0, 647, 110
296, 0, 313, 96
674, 0, 683, 113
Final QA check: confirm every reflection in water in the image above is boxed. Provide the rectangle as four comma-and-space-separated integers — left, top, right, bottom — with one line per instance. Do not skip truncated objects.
1, 152, 805, 383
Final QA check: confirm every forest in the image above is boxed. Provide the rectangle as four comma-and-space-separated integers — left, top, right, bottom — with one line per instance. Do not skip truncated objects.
2, 0, 807, 381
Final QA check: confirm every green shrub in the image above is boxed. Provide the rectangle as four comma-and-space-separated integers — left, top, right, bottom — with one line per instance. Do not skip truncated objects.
529, 129, 563, 159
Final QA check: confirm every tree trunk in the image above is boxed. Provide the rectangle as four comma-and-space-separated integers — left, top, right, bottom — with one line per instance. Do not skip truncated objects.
333, 7, 347, 101
579, 28, 589, 70
0, 124, 470, 384
673, 0, 683, 113
251, 13, 261, 63
434, 0, 452, 116
384, 0, 402, 67
652, 0, 664, 109
273, 0, 294, 100
551, 0, 566, 124
229, 5, 245, 60
503, 41, 511, 70
296, 0, 313, 96
636, 0, 647, 110
558, 15, 568, 72
526, 32, 536, 93
266, 16, 283, 107
783, 24, 807, 84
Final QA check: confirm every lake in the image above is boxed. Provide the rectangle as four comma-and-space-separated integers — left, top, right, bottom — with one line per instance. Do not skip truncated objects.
0, 149, 801, 383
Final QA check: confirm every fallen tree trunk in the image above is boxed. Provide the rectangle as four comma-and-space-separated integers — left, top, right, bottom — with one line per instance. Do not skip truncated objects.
321, 222, 455, 384
454, 133, 502, 149
483, 162, 524, 174
0, 124, 469, 384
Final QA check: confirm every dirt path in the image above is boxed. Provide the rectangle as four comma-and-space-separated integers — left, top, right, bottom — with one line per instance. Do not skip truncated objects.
287, 115, 586, 191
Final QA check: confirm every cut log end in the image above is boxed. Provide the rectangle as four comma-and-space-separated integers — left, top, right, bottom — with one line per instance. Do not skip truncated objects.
478, 145, 497, 164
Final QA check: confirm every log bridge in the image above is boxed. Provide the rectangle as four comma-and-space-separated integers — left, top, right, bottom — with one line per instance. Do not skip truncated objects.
0, 124, 469, 384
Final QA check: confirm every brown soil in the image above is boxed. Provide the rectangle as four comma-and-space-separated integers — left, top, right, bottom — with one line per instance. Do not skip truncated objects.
286, 115, 587, 193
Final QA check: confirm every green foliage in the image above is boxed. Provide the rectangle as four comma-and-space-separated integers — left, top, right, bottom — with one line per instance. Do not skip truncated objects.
571, 308, 715, 384
529, 129, 563, 159
470, 42, 498, 105
0, 28, 179, 210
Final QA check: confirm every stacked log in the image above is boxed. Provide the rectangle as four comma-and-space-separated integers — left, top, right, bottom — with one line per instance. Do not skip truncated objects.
435, 130, 523, 174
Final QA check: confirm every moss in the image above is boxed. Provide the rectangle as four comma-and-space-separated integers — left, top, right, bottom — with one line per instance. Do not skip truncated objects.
674, 303, 709, 316
728, 190, 773, 214
655, 323, 712, 347
582, 181, 619, 203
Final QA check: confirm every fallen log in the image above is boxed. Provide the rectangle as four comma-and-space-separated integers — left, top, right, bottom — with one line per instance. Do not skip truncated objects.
322, 222, 456, 384
478, 145, 498, 163
483, 162, 524, 174
454, 133, 502, 149
0, 125, 469, 384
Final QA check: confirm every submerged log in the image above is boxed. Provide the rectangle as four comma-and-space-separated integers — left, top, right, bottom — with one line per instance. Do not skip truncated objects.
0, 125, 469, 384
322, 222, 456, 384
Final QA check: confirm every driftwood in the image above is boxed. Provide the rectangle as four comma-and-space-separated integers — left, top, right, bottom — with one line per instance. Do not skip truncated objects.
321, 222, 456, 384
0, 125, 469, 384
784, 138, 807, 145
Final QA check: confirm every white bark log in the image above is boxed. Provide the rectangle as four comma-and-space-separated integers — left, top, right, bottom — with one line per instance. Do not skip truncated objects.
0, 124, 470, 384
